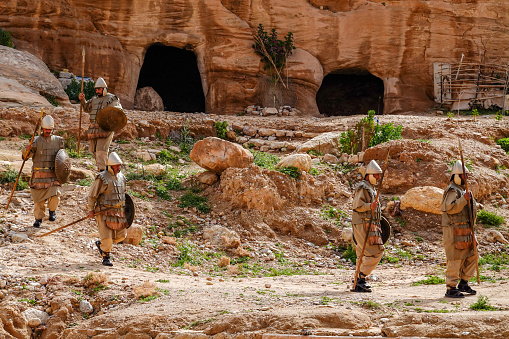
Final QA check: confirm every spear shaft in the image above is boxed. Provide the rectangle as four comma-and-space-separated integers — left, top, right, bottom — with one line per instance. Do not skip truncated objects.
77, 47, 85, 157
38, 208, 112, 238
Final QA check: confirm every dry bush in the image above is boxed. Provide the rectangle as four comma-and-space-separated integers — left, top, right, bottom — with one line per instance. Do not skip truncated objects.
218, 256, 231, 267
82, 272, 108, 288
227, 264, 240, 275
184, 262, 198, 272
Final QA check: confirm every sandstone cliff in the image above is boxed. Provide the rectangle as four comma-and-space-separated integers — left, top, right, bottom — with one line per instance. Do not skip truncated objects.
1, 0, 508, 115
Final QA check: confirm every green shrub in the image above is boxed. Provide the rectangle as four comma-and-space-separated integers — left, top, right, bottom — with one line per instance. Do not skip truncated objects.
214, 121, 228, 140
174, 241, 204, 267
178, 191, 211, 213
0, 169, 28, 190
158, 149, 179, 163
277, 166, 300, 179
64, 78, 96, 102
411, 275, 445, 286
477, 210, 505, 227
369, 122, 402, 147
155, 183, 173, 201
469, 295, 498, 311
342, 244, 356, 264
0, 28, 14, 48
497, 138, 509, 153
253, 151, 280, 170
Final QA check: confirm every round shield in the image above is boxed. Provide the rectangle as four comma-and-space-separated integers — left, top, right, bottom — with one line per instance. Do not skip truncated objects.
125, 193, 135, 228
96, 106, 127, 132
55, 149, 71, 184
352, 216, 391, 245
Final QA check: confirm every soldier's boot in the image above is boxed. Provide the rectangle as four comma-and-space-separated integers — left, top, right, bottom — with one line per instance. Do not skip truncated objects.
49, 210, 56, 222
445, 287, 465, 298
457, 279, 476, 295
33, 219, 42, 228
350, 277, 372, 293
95, 240, 104, 256
102, 253, 113, 266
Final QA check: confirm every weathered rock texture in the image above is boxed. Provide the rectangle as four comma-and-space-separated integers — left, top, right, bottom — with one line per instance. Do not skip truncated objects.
0, 46, 70, 108
190, 137, 253, 174
134, 86, 164, 111
1, 1, 508, 114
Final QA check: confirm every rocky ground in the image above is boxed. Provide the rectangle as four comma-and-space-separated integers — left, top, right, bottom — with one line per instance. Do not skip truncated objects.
0, 106, 509, 339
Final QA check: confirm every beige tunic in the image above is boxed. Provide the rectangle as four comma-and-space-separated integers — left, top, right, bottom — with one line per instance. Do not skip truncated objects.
22, 135, 64, 203
441, 182, 477, 260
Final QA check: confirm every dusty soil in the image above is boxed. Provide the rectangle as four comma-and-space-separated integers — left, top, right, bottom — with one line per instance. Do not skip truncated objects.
0, 106, 509, 339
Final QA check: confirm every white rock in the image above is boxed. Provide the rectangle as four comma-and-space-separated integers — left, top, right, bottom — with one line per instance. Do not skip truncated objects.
400, 186, 444, 215
22, 308, 49, 324
79, 300, 93, 314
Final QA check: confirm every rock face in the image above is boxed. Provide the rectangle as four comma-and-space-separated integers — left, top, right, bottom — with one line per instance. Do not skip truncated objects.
134, 86, 164, 111
276, 154, 312, 173
296, 132, 342, 156
1, 1, 508, 114
190, 137, 253, 174
0, 46, 70, 108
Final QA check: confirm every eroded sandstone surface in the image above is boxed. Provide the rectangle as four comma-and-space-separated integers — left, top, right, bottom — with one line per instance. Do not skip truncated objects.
1, 0, 508, 114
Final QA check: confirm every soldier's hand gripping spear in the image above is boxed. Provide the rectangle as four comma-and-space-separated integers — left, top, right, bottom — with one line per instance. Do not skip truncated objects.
352, 148, 390, 291
38, 208, 113, 238
5, 108, 45, 210
458, 139, 480, 284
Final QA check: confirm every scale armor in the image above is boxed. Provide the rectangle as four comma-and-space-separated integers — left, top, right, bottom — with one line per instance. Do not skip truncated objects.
85, 93, 121, 139
97, 171, 127, 230
29, 136, 64, 189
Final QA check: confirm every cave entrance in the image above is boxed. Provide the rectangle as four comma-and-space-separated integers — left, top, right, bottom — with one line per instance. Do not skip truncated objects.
137, 44, 205, 113
316, 71, 384, 116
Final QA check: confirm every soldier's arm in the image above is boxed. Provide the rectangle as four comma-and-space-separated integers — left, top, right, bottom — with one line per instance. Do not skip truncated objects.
106, 94, 122, 109
21, 142, 36, 160
444, 190, 468, 214
58, 137, 65, 149
352, 188, 371, 212
87, 178, 107, 211
80, 97, 93, 113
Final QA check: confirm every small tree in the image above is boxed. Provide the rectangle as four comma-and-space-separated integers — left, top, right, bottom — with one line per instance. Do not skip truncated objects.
252, 24, 295, 108
0, 28, 15, 48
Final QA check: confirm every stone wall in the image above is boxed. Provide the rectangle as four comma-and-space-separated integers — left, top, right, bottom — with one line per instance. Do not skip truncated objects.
1, 0, 508, 115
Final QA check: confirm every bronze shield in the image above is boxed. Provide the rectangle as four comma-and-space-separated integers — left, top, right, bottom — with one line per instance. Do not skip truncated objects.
55, 149, 71, 184
125, 193, 135, 228
96, 107, 127, 132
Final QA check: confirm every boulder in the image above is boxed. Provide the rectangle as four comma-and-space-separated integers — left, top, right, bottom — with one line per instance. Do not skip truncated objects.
190, 137, 253, 174
134, 86, 164, 111
323, 154, 339, 165
203, 225, 241, 249
400, 186, 444, 215
123, 224, 143, 245
296, 132, 342, 156
276, 153, 312, 173
196, 171, 218, 185
485, 229, 509, 244
0, 46, 70, 107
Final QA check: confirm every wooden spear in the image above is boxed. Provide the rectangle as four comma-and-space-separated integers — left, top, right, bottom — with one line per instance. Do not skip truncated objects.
38, 208, 112, 238
458, 139, 480, 284
5, 108, 45, 210
352, 148, 390, 291
77, 47, 85, 157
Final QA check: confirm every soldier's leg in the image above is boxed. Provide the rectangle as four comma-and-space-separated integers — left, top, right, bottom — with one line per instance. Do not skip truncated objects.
112, 229, 127, 244
34, 200, 46, 220
445, 259, 461, 288
47, 196, 60, 221
353, 223, 384, 277
95, 133, 114, 171
457, 253, 478, 295
89, 138, 98, 167
97, 215, 114, 253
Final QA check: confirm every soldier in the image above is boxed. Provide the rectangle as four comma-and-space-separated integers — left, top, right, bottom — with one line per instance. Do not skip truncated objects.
88, 152, 128, 266
22, 115, 64, 228
441, 160, 478, 298
351, 160, 384, 293
79, 77, 122, 171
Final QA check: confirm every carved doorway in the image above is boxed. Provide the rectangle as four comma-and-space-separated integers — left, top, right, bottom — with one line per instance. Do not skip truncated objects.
137, 44, 205, 113
316, 71, 384, 116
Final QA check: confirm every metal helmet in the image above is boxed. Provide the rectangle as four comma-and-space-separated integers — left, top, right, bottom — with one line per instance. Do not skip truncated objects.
365, 160, 382, 175
451, 160, 469, 175
95, 77, 108, 88
106, 152, 123, 166
41, 115, 54, 129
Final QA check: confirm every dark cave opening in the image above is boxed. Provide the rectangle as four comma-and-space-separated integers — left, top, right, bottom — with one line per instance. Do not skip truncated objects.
137, 44, 205, 113
316, 72, 384, 116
